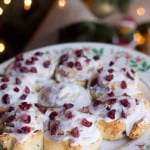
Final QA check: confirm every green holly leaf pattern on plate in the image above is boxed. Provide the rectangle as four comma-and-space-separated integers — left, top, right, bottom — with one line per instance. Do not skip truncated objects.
92, 48, 104, 57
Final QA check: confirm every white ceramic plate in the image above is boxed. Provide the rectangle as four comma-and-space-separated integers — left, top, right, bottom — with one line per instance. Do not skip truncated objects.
0, 42, 150, 150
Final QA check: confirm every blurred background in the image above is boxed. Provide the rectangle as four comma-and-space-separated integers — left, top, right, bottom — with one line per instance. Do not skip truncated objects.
0, 0, 149, 63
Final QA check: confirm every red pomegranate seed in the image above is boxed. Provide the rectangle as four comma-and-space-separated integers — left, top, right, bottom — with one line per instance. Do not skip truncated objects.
120, 99, 130, 107
85, 59, 91, 64
1, 83, 7, 90
121, 68, 126, 72
1, 77, 9, 82
75, 50, 83, 57
24, 86, 30, 94
34, 51, 43, 56
107, 109, 116, 119
5, 115, 15, 122
65, 111, 74, 119
7, 106, 14, 112
93, 56, 99, 60
43, 60, 51, 68
107, 98, 117, 105
59, 54, 68, 65
20, 66, 29, 73
63, 103, 74, 109
49, 111, 58, 120
123, 93, 128, 96
126, 72, 134, 80
14, 61, 22, 68
108, 68, 114, 73
35, 103, 47, 114
131, 69, 135, 74
121, 80, 127, 89
93, 100, 103, 107
105, 74, 113, 81
20, 94, 27, 100
2, 94, 10, 104
19, 102, 32, 110
80, 107, 89, 113
109, 61, 114, 66
16, 78, 22, 85
67, 61, 74, 68
71, 127, 80, 138
107, 91, 114, 97
50, 122, 59, 135
13, 87, 20, 92
82, 118, 92, 127
17, 126, 31, 134
21, 115, 31, 123
75, 61, 82, 70
15, 54, 24, 61
30, 67, 37, 73
31, 56, 38, 62
25, 59, 34, 65
121, 110, 127, 118
90, 78, 98, 86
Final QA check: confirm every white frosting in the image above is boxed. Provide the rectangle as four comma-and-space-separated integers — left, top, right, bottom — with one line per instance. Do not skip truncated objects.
55, 49, 103, 82
39, 82, 92, 109
45, 109, 101, 146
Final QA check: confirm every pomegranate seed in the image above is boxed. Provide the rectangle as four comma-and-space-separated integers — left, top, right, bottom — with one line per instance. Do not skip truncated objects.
43, 60, 51, 68
80, 107, 89, 113
20, 66, 29, 73
107, 98, 117, 105
107, 92, 114, 97
34, 51, 43, 56
5, 115, 15, 122
105, 74, 113, 81
19, 102, 32, 110
1, 77, 9, 82
131, 69, 135, 74
31, 56, 38, 62
21, 115, 31, 123
24, 86, 30, 94
49, 111, 58, 120
20, 94, 27, 100
59, 54, 68, 65
63, 103, 74, 109
107, 109, 116, 119
17, 126, 31, 134
30, 67, 37, 73
97, 67, 103, 73
7, 106, 14, 112
126, 72, 134, 80
75, 61, 82, 70
71, 127, 80, 138
93, 56, 99, 60
35, 103, 47, 114
25, 59, 34, 65
121, 110, 127, 118
120, 99, 130, 107
121, 68, 126, 72
85, 59, 91, 64
2, 94, 10, 104
14, 61, 22, 68
121, 80, 127, 89
65, 111, 74, 119
13, 87, 20, 92
1, 83, 7, 90
123, 93, 128, 96
93, 100, 103, 107
108, 68, 114, 73
109, 61, 114, 66
15, 54, 24, 61
75, 50, 83, 57
81, 118, 92, 127
50, 122, 59, 135
67, 61, 74, 68
16, 78, 22, 85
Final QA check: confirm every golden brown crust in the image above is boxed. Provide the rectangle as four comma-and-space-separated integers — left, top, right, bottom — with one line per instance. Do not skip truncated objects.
0, 131, 43, 150
98, 120, 126, 141
44, 134, 102, 150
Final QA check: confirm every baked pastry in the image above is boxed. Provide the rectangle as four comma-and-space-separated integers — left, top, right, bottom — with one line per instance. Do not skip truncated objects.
43, 107, 103, 150
55, 49, 103, 86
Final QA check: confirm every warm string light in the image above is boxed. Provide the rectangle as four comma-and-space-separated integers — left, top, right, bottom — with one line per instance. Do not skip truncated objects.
3, 0, 11, 5
58, 0, 66, 8
0, 7, 3, 15
24, 0, 32, 11
137, 7, 146, 16
134, 32, 145, 45
0, 42, 5, 53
